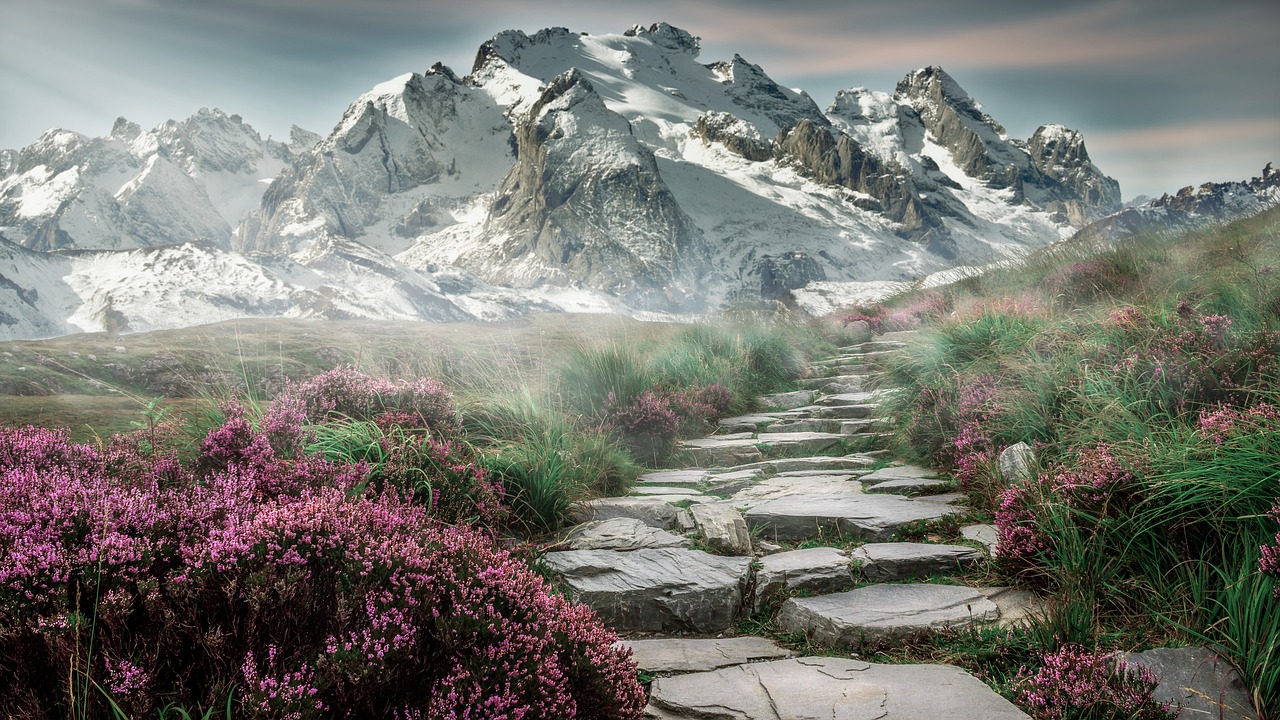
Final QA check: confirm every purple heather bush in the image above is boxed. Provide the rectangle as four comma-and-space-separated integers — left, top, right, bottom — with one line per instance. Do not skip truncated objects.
279, 365, 459, 433
1262, 502, 1280, 595
604, 390, 680, 466
1015, 645, 1178, 720
0, 399, 643, 717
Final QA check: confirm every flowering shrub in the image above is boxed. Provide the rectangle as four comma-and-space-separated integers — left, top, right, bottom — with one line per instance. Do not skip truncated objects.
1262, 501, 1280, 596
278, 366, 458, 433
604, 391, 680, 466
995, 445, 1142, 576
0, 419, 643, 719
1014, 645, 1178, 720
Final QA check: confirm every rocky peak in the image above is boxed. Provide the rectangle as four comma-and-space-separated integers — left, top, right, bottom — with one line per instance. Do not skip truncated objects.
706, 54, 828, 132
895, 66, 1001, 134
471, 26, 576, 76
1028, 125, 1089, 167
691, 111, 771, 161
110, 117, 142, 141
624, 22, 701, 54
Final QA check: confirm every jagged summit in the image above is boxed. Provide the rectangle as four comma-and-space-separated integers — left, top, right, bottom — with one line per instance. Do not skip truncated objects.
0, 21, 1185, 339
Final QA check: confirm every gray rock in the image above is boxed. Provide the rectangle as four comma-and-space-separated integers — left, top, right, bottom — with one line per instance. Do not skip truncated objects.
752, 546, 854, 611
756, 431, 846, 454
813, 404, 877, 419
977, 587, 1044, 628
578, 497, 682, 529
708, 467, 767, 482
731, 455, 876, 475
797, 373, 870, 391
759, 389, 818, 411
645, 656, 1031, 719
865, 477, 950, 496
631, 486, 705, 496
745, 493, 958, 542
624, 636, 793, 674
851, 542, 985, 581
687, 440, 765, 468
727, 474, 864, 508
689, 502, 753, 555
1116, 647, 1257, 720
763, 418, 842, 434
776, 584, 1001, 647
542, 548, 752, 633
999, 442, 1036, 485
840, 419, 883, 435
815, 391, 879, 406
861, 465, 939, 485
717, 414, 784, 428
637, 469, 712, 486
859, 340, 909, 352
563, 517, 692, 551
961, 524, 999, 556
842, 320, 874, 344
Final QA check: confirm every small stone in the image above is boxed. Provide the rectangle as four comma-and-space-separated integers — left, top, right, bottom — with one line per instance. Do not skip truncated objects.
113, 346, 127, 353
999, 442, 1036, 485
689, 502, 752, 555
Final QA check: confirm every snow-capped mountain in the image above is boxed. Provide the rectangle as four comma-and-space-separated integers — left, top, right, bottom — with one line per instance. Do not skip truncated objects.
2, 22, 1131, 339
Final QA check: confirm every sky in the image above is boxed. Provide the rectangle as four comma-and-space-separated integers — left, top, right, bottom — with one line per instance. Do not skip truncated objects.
1, 0, 1276, 200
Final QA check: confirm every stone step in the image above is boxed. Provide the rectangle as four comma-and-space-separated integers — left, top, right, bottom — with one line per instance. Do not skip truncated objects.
775, 583, 1001, 647
623, 637, 794, 675
795, 373, 871, 390
716, 414, 783, 432
644, 657, 1031, 719
808, 355, 864, 368
561, 518, 691, 551
811, 403, 877, 419
577, 497, 684, 529
864, 477, 951, 496
814, 391, 879, 406
850, 542, 986, 581
542, 548, 752, 633
726, 473, 866, 509
751, 546, 854, 612
877, 330, 922, 342
839, 419, 884, 435
758, 389, 818, 410
630, 486, 706, 496
636, 469, 713, 486
761, 418, 842, 434
860, 464, 940, 485
681, 432, 848, 457
729, 455, 877, 476
744, 493, 960, 542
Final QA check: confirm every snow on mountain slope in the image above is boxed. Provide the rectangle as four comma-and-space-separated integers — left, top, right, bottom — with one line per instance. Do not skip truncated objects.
1, 21, 1146, 340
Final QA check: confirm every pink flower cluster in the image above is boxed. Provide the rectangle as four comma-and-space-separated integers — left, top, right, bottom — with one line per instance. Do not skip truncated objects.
1196, 402, 1278, 445
0, 383, 642, 717
1262, 501, 1280, 596
604, 385, 730, 465
279, 365, 459, 432
1015, 645, 1178, 720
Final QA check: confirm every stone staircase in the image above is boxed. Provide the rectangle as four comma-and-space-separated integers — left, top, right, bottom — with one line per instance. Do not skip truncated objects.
541, 331, 1034, 719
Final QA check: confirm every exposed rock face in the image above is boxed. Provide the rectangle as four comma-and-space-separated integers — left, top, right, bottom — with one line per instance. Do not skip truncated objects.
773, 119, 934, 236
484, 69, 709, 310
756, 250, 826, 299
691, 111, 771, 161
1154, 161, 1280, 215
1027, 124, 1122, 225
705, 53, 830, 131
894, 66, 1120, 224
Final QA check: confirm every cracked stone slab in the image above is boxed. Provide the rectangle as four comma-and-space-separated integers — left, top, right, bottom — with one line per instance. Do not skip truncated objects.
763, 418, 843, 434
727, 474, 864, 509
644, 656, 1030, 719
623, 637, 794, 674
542, 548, 752, 633
813, 404, 878, 419
776, 584, 1001, 647
851, 542, 985, 581
815, 391, 880, 406
745, 493, 959, 541
752, 546, 854, 612
631, 486, 706, 496
562, 517, 692, 551
976, 587, 1044, 627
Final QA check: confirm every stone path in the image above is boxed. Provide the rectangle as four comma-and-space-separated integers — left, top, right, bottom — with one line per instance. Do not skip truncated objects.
543, 330, 1037, 718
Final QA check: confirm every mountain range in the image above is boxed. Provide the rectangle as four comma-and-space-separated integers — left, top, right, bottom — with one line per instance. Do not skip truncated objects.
0, 22, 1273, 340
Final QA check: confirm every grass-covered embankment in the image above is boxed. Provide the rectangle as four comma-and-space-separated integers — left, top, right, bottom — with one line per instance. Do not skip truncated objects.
863, 206, 1280, 717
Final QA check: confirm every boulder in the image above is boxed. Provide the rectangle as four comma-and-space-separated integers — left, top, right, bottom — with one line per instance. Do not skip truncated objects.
751, 546, 853, 611
689, 502, 752, 555
759, 389, 818, 410
577, 497, 682, 529
999, 442, 1036, 485
745, 493, 958, 542
1116, 647, 1257, 720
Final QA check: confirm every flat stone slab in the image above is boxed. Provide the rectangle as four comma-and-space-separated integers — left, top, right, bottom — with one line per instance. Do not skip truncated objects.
637, 469, 712, 486
686, 440, 765, 468
763, 418, 842, 434
752, 546, 854, 611
797, 374, 870, 391
630, 486, 705, 496
1116, 647, 1257, 720
861, 465, 940, 484
756, 431, 846, 454
815, 391, 880, 406
623, 637, 793, 675
865, 477, 951, 496
645, 657, 1031, 719
977, 587, 1044, 627
577, 497, 682, 529
745, 493, 959, 541
563, 518, 691, 551
542, 548, 752, 633
961, 524, 999, 556
813, 404, 877, 419
732, 455, 876, 476
759, 389, 818, 410
776, 584, 1001, 647
727, 474, 864, 509
851, 542, 985, 581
